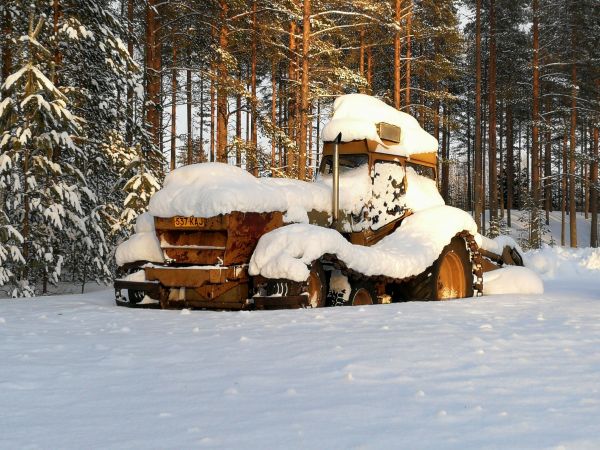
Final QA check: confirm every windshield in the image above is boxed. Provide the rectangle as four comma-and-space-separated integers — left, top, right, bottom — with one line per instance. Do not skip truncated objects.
319, 154, 368, 175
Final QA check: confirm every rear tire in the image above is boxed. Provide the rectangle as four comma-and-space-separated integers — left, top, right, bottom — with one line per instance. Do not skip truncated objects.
401, 236, 474, 301
347, 281, 376, 306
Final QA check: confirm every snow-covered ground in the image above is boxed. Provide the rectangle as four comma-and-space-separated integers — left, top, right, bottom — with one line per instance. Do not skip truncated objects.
1, 264, 599, 449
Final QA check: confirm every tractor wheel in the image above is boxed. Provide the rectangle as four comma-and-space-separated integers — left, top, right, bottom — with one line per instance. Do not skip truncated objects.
305, 261, 327, 308
128, 289, 146, 304
347, 281, 376, 306
402, 237, 474, 301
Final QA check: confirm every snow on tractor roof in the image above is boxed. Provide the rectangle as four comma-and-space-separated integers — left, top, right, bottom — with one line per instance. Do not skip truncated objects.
321, 93, 438, 157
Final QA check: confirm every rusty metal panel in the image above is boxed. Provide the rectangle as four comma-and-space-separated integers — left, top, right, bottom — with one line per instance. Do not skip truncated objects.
224, 212, 283, 265
144, 266, 248, 288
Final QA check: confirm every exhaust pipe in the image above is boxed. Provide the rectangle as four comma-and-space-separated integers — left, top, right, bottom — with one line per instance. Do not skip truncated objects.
332, 132, 342, 227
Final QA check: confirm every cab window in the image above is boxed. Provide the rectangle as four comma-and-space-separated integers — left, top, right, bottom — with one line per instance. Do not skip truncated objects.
319, 154, 369, 175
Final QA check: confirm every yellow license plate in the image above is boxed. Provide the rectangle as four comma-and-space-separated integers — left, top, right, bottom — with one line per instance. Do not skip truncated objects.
173, 216, 205, 228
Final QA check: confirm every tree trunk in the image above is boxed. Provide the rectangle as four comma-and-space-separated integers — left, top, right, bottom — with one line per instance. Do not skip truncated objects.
186, 54, 193, 166
562, 132, 567, 246
366, 45, 373, 93
199, 73, 204, 162
394, 0, 402, 109
506, 105, 514, 227
145, 0, 161, 149
216, 0, 229, 163
359, 29, 365, 92
474, 0, 483, 232
531, 0, 540, 247
569, 62, 577, 247
250, 1, 258, 175
488, 0, 498, 234
210, 68, 215, 162
271, 62, 277, 176
544, 96, 552, 225
287, 20, 297, 176
170, 39, 177, 171
126, 0, 134, 144
298, 0, 310, 180
405, 0, 412, 110
236, 67, 242, 167
591, 116, 598, 247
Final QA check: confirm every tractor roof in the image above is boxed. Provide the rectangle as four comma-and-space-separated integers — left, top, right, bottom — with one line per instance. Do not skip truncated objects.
321, 94, 438, 160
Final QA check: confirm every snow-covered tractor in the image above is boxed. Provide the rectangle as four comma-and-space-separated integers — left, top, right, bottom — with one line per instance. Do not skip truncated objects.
114, 94, 536, 310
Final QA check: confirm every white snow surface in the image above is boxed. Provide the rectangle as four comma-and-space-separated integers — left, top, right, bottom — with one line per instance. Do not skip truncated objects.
321, 94, 439, 156
250, 205, 479, 282
483, 266, 544, 295
1, 265, 599, 449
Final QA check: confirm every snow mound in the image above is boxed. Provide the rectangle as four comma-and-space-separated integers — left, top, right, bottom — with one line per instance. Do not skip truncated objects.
483, 266, 544, 295
115, 232, 164, 266
148, 163, 288, 218
249, 205, 478, 282
321, 94, 438, 156
525, 246, 600, 280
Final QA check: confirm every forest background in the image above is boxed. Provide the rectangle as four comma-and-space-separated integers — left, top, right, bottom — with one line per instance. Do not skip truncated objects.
0, 0, 598, 296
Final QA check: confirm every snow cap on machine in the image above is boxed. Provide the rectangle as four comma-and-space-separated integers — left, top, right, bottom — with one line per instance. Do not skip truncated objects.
321, 94, 438, 156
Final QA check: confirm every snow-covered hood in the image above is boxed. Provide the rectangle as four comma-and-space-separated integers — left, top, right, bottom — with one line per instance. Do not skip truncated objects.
147, 162, 369, 220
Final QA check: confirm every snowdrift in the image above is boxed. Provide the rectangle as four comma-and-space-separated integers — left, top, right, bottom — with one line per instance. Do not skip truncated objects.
321, 94, 438, 156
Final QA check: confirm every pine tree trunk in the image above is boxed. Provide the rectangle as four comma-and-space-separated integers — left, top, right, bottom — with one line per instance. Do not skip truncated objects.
199, 73, 204, 162
441, 103, 449, 202
562, 132, 567, 246
569, 62, 578, 247
405, 0, 412, 110
145, 0, 161, 149
210, 69, 215, 162
506, 105, 514, 227
287, 21, 297, 176
235, 67, 242, 166
467, 104, 472, 213
359, 29, 365, 93
126, 0, 134, 145
474, 0, 483, 232
298, 0, 310, 180
216, 0, 229, 163
591, 117, 598, 247
531, 0, 540, 246
366, 45, 373, 93
394, 0, 402, 109
488, 0, 498, 234
544, 96, 551, 225
271, 62, 277, 175
250, 1, 258, 175
186, 55, 193, 166
170, 39, 177, 171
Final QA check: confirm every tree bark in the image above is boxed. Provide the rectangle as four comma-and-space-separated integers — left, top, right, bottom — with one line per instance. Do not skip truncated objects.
544, 96, 552, 225
591, 115, 598, 247
126, 0, 134, 144
562, 132, 567, 246
569, 63, 577, 247
250, 1, 258, 175
145, 0, 161, 149
170, 39, 177, 171
271, 62, 277, 176
405, 0, 412, 109
488, 0, 498, 233
298, 0, 311, 180
359, 29, 365, 92
216, 0, 229, 163
210, 67, 215, 162
236, 67, 242, 166
506, 105, 514, 227
287, 21, 297, 176
474, 0, 483, 232
531, 0, 541, 246
186, 53, 193, 166
394, 0, 402, 109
